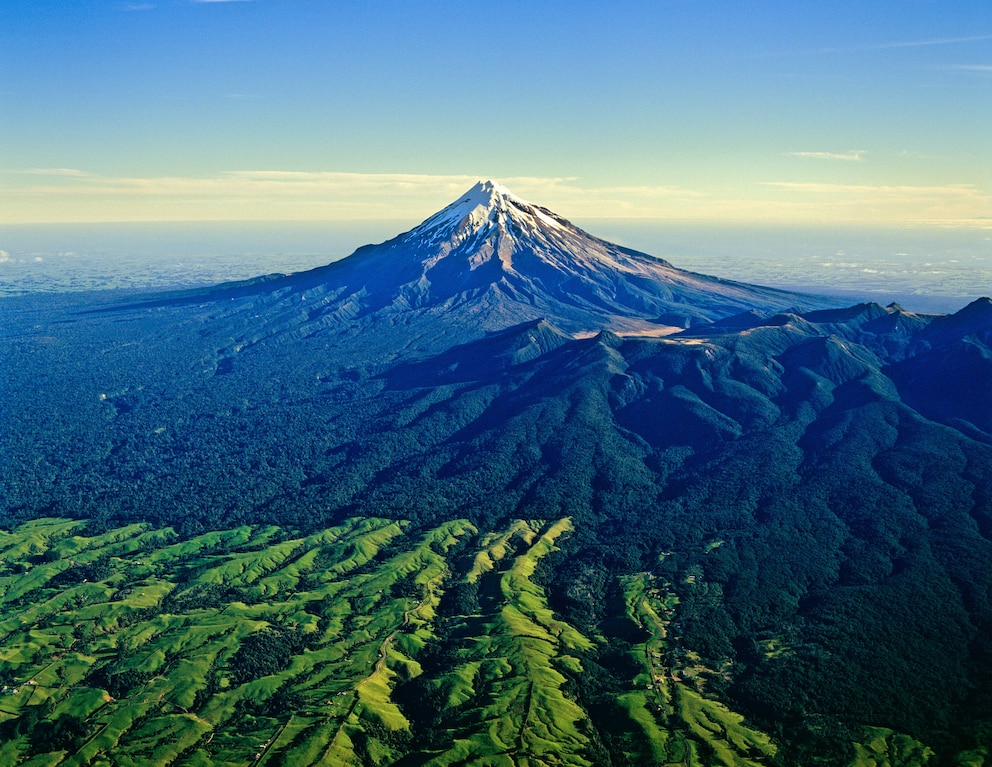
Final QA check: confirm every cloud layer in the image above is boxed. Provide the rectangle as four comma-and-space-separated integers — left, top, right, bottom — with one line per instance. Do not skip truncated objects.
785, 150, 866, 162
3, 170, 989, 226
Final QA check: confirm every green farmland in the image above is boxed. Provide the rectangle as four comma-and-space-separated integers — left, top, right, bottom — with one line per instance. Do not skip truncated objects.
0, 518, 973, 766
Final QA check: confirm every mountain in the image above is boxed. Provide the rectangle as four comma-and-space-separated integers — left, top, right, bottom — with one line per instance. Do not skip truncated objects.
1, 183, 991, 766
328, 179, 829, 332
132, 180, 834, 355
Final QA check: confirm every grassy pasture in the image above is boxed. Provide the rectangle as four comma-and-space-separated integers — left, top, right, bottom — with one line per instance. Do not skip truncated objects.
410, 518, 598, 767
0, 517, 973, 766
0, 516, 448, 765
619, 571, 776, 766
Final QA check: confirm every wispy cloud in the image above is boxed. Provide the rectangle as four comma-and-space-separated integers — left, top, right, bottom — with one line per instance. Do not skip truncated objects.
760, 181, 992, 226
785, 150, 866, 162
3, 169, 989, 226
0, 170, 706, 223
1, 171, 576, 221
15, 167, 92, 177
122, 3, 155, 10
939, 64, 992, 75
868, 34, 992, 50
754, 34, 992, 61
821, 34, 992, 53
762, 181, 986, 195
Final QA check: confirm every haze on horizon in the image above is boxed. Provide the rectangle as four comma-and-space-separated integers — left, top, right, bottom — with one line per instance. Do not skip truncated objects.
1, 1, 990, 227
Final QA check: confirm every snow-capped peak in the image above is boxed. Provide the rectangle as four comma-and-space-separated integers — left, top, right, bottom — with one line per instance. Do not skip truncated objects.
465, 179, 519, 206
412, 180, 567, 241
444, 179, 527, 218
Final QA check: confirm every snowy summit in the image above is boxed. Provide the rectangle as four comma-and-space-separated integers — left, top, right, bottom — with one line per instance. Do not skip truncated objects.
412, 179, 567, 247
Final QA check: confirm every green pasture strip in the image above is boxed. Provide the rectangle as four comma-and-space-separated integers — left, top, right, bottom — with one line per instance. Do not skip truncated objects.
849, 727, 936, 767
278, 717, 355, 767
325, 519, 409, 576
616, 690, 671, 762
344, 520, 476, 740
68, 696, 158, 764
676, 685, 775, 766
191, 539, 308, 587
201, 714, 284, 767
251, 546, 320, 597
143, 526, 257, 566
168, 653, 216, 710
54, 523, 154, 562
2, 583, 115, 633
422, 518, 597, 767
466, 519, 537, 582
17, 753, 65, 767
620, 571, 776, 766
500, 518, 592, 654
0, 739, 24, 765
0, 563, 71, 608
254, 713, 314, 765
0, 518, 85, 560
49, 685, 108, 721
93, 712, 211, 767
356, 661, 408, 730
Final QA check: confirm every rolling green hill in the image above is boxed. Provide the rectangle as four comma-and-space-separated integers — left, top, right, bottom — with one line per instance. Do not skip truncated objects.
0, 517, 986, 766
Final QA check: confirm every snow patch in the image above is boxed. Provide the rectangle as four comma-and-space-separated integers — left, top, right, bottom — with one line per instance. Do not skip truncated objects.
414, 180, 568, 242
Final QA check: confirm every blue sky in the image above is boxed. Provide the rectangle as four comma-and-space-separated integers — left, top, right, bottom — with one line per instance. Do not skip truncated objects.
2, 1, 990, 224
